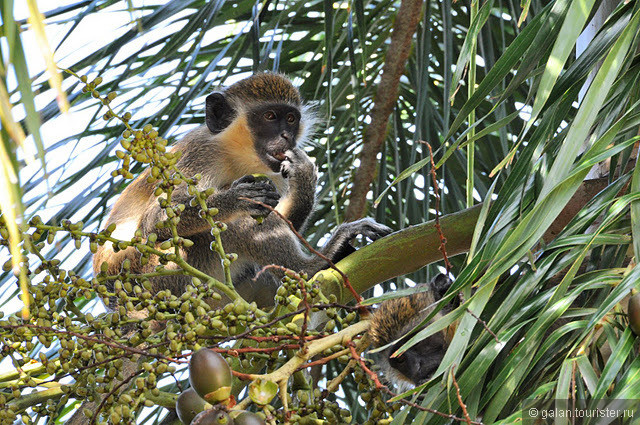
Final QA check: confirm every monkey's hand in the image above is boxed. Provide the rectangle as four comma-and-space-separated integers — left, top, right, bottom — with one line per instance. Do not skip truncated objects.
338, 217, 393, 242
275, 148, 317, 230
322, 218, 393, 263
228, 175, 280, 217
280, 148, 318, 185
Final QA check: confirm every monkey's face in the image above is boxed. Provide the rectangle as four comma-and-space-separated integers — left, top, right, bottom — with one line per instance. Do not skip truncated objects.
248, 104, 301, 172
384, 331, 448, 386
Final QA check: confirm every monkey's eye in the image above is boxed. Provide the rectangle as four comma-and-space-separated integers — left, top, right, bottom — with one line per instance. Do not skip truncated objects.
263, 111, 276, 121
286, 113, 297, 124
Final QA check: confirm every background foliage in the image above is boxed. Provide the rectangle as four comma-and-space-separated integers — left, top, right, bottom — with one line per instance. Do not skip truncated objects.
1, 0, 640, 424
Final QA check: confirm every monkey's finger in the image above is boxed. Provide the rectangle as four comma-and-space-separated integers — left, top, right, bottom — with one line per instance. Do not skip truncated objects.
347, 218, 393, 241
231, 174, 257, 187
254, 195, 280, 207
283, 149, 296, 162
280, 148, 300, 179
246, 197, 278, 216
283, 147, 307, 160
233, 181, 278, 195
280, 160, 292, 178
247, 206, 271, 216
256, 180, 277, 191
239, 190, 280, 208
361, 224, 393, 240
243, 185, 280, 198
244, 179, 277, 191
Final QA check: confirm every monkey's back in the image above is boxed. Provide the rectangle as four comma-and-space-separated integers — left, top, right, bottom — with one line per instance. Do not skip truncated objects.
369, 286, 439, 347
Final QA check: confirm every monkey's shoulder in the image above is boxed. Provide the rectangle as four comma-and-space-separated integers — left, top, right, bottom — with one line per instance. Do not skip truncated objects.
107, 169, 154, 223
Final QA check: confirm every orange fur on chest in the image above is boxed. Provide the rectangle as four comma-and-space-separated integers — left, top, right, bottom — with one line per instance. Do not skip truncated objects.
220, 116, 271, 177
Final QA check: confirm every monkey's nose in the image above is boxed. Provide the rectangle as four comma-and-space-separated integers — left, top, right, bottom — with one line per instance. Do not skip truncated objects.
281, 131, 291, 141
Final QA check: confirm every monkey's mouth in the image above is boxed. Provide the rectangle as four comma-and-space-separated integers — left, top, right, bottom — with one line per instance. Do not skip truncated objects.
271, 152, 287, 162
265, 151, 287, 171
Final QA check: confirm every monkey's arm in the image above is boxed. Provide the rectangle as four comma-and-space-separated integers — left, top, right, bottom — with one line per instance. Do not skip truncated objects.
229, 148, 389, 276
316, 218, 393, 265
238, 217, 392, 278
272, 149, 392, 263
139, 176, 280, 239
273, 148, 317, 231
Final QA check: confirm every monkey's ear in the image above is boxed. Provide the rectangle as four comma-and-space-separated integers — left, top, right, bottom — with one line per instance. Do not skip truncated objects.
205, 92, 234, 134
430, 273, 453, 301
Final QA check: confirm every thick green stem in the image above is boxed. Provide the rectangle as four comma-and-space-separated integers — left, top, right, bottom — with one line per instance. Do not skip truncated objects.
314, 175, 611, 303
8, 386, 64, 412
251, 320, 371, 384
315, 204, 482, 303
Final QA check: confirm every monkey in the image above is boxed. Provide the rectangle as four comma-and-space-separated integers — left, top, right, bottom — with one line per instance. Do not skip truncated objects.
369, 272, 587, 389
93, 72, 392, 309
67, 74, 392, 425
369, 274, 456, 388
